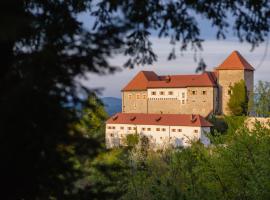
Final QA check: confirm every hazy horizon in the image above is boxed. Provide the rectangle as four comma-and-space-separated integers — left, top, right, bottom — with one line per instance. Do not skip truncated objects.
78, 14, 270, 99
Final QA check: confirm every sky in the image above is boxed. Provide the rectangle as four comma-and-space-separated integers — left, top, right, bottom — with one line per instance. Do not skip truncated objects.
78, 13, 270, 98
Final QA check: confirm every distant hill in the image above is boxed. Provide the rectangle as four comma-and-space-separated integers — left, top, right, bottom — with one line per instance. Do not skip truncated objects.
101, 97, 122, 116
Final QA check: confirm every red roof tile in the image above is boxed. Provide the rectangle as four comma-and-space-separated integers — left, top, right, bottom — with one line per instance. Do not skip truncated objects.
122, 71, 159, 91
215, 51, 255, 71
122, 71, 217, 91
106, 113, 213, 127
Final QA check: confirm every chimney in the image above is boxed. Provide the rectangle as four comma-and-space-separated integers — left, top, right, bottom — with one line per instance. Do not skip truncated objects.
112, 115, 118, 121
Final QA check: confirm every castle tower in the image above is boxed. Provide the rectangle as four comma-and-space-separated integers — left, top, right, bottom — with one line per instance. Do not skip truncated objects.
215, 51, 255, 115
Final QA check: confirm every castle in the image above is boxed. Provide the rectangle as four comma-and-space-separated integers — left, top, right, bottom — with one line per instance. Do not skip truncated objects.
106, 51, 254, 148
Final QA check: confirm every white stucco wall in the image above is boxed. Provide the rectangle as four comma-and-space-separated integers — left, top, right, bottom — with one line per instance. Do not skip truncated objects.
147, 88, 187, 101
106, 123, 211, 148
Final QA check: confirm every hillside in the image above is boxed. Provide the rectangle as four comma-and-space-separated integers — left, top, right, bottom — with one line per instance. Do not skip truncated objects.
101, 97, 122, 116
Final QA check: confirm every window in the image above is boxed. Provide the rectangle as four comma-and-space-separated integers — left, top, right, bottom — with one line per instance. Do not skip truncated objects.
143, 95, 146, 99
142, 128, 146, 131
156, 128, 160, 131
182, 100, 185, 104
136, 94, 140, 99
162, 128, 166, 131
194, 129, 198, 133
112, 126, 115, 129
182, 92, 185, 98
160, 137, 163, 139
228, 90, 232, 95
168, 91, 173, 95
151, 91, 156, 95
110, 133, 114, 137
133, 127, 136, 130
192, 90, 197, 95
160, 91, 164, 95
120, 127, 124, 130
202, 91, 207, 95
128, 127, 132, 130
147, 128, 151, 131
107, 126, 111, 129
172, 129, 176, 132
128, 94, 132, 99
178, 129, 182, 132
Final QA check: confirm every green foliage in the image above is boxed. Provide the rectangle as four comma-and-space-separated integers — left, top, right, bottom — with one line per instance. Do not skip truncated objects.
81, 148, 130, 199
208, 115, 228, 134
228, 80, 248, 116
124, 133, 140, 148
254, 81, 270, 117
120, 123, 270, 200
224, 115, 246, 135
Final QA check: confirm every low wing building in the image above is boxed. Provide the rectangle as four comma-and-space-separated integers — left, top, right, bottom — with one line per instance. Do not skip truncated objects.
106, 113, 212, 148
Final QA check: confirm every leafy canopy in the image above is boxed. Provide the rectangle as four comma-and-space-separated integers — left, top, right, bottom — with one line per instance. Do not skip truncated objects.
254, 81, 270, 117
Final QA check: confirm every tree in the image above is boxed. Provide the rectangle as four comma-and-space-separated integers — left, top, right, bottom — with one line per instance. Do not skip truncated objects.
254, 81, 270, 117
121, 122, 270, 200
0, 0, 270, 199
228, 80, 248, 116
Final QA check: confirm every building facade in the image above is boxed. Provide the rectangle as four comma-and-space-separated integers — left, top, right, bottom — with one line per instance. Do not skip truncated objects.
106, 113, 212, 148
122, 51, 254, 116
106, 51, 254, 149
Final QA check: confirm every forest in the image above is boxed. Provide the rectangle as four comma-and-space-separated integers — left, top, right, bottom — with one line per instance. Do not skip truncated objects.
1, 0, 270, 199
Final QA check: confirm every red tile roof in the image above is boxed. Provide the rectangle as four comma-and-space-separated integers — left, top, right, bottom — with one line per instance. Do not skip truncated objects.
106, 113, 213, 127
215, 51, 255, 71
122, 71, 217, 91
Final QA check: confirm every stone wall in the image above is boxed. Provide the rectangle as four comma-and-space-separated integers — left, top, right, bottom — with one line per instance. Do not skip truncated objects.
245, 117, 270, 130
123, 87, 216, 117
244, 70, 254, 94
122, 91, 148, 113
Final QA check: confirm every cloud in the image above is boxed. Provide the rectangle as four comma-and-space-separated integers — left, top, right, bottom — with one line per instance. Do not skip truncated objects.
80, 37, 270, 98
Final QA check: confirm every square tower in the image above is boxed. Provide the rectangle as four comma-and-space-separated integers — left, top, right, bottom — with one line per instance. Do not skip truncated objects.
215, 51, 254, 115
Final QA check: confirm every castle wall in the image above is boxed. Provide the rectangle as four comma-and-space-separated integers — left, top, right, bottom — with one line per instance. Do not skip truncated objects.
185, 87, 216, 116
122, 91, 148, 113
244, 70, 254, 93
146, 87, 215, 117
122, 87, 218, 117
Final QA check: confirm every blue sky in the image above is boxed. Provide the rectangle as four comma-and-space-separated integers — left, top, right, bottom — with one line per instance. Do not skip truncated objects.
78, 13, 270, 98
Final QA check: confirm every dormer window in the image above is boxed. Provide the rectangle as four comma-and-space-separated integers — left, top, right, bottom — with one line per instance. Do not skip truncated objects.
182, 93, 185, 98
